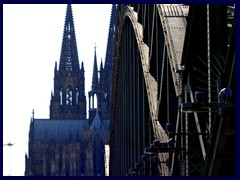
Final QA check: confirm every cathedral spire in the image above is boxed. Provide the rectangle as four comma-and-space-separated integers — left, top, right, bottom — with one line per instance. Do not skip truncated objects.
32, 109, 35, 119
81, 61, 84, 70
50, 4, 86, 119
91, 44, 98, 92
104, 4, 116, 70
59, 4, 80, 72
55, 61, 57, 71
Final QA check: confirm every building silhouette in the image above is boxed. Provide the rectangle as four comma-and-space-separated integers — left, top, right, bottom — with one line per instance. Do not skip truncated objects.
25, 4, 115, 176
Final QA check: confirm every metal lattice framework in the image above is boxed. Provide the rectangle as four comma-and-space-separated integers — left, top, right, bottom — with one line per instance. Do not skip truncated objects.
110, 4, 235, 176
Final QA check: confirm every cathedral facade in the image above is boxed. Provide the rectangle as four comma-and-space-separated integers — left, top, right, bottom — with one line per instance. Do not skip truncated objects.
25, 4, 116, 176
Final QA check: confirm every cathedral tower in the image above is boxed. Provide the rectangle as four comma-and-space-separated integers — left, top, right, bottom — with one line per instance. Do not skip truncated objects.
50, 4, 86, 119
25, 4, 112, 176
88, 4, 116, 123
88, 45, 99, 122
99, 4, 117, 120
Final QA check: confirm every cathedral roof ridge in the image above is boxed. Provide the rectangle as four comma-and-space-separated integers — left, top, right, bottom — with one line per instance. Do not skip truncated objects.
33, 119, 90, 142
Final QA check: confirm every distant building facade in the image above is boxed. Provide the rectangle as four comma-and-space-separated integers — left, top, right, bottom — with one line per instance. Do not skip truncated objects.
25, 4, 116, 176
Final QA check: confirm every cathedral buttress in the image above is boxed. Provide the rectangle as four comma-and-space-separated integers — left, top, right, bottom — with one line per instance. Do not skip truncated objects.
50, 4, 86, 119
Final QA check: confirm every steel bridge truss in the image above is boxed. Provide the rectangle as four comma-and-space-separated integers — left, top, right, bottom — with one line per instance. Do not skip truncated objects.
110, 4, 235, 176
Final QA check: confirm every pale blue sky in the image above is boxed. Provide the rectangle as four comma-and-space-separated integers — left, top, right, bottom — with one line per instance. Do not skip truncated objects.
3, 4, 112, 176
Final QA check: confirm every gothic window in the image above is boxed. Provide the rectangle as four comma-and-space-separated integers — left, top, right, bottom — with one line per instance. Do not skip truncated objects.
66, 49, 72, 71
104, 91, 107, 99
60, 89, 63, 105
76, 88, 79, 104
66, 88, 72, 105
93, 93, 98, 109
68, 22, 71, 32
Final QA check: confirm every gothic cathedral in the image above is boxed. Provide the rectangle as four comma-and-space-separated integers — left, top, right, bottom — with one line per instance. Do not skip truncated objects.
25, 4, 116, 176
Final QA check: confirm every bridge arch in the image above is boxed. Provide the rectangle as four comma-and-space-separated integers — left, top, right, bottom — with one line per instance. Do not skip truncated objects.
110, 5, 169, 176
